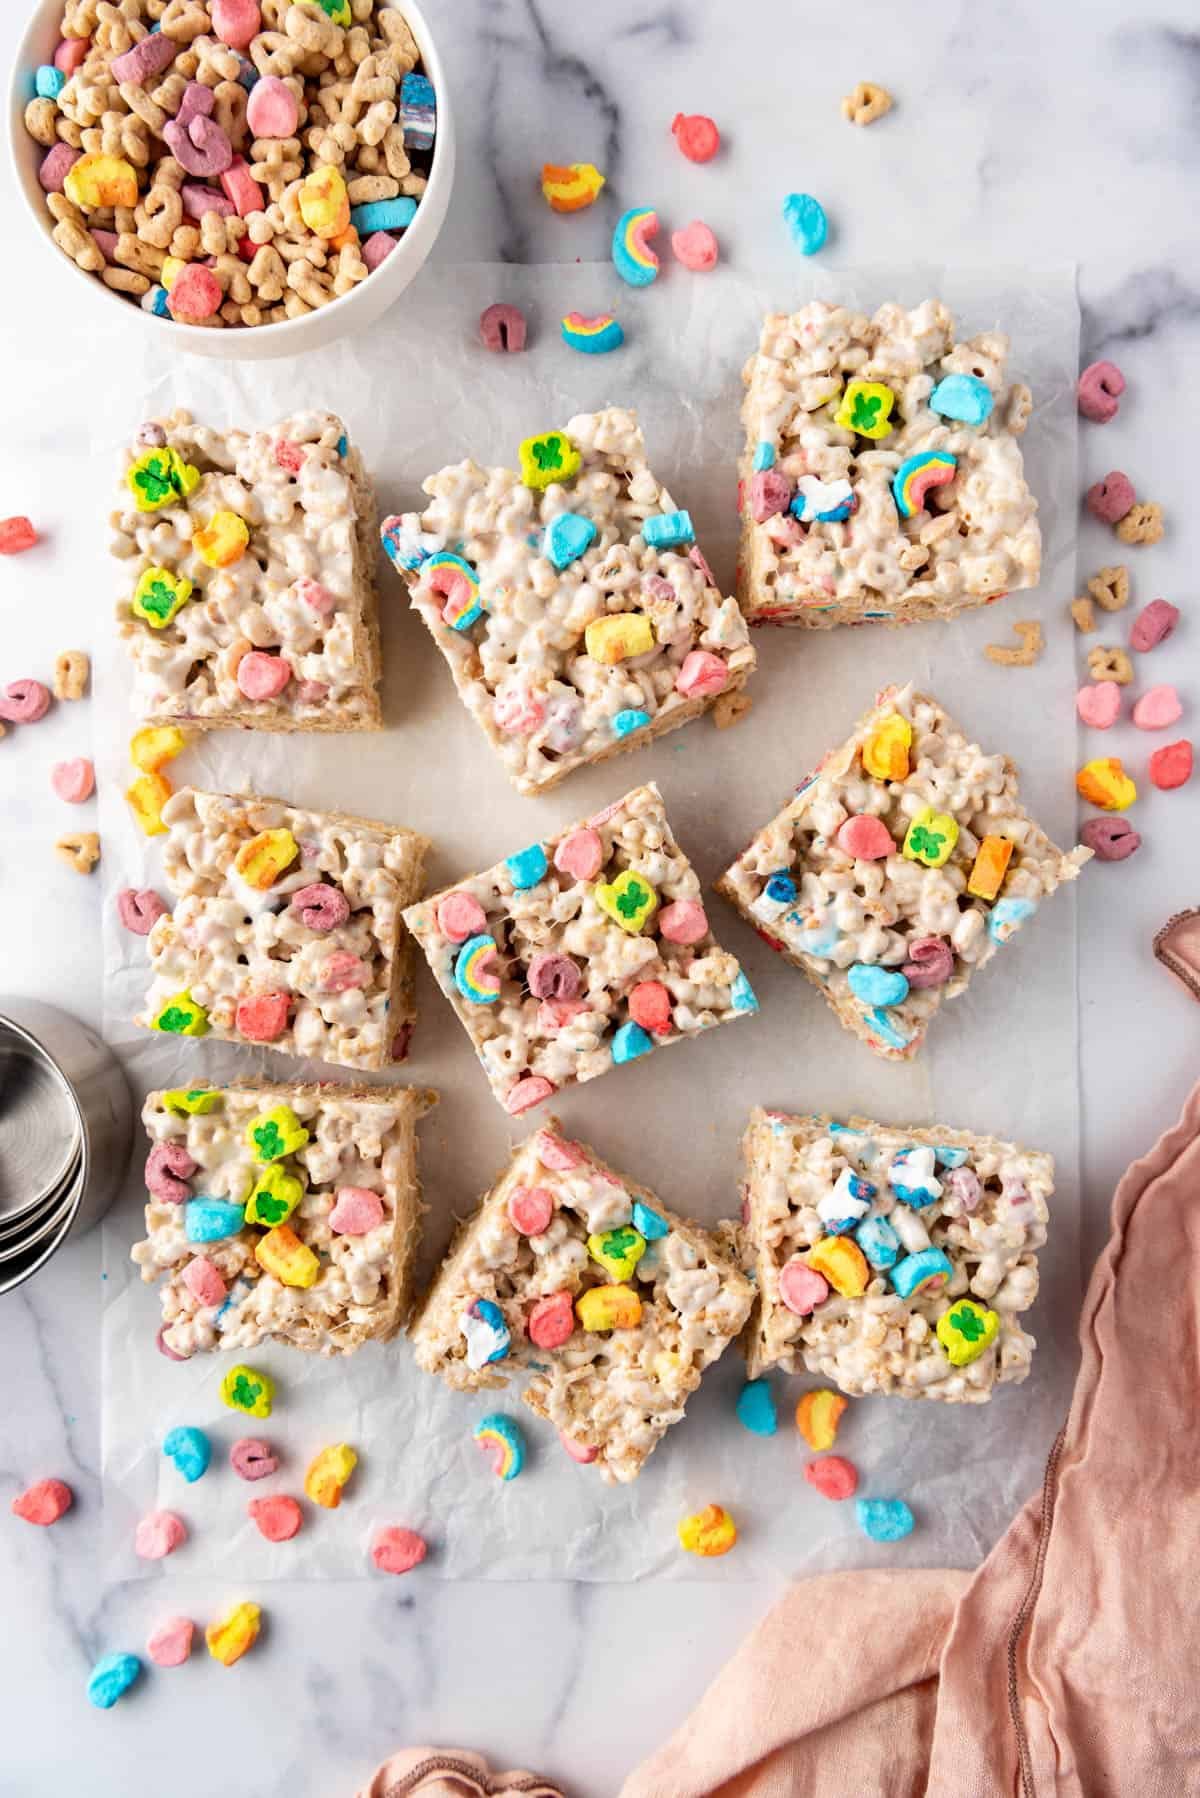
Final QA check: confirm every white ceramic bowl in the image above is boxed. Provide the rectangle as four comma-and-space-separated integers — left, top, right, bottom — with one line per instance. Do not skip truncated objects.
9, 0, 455, 359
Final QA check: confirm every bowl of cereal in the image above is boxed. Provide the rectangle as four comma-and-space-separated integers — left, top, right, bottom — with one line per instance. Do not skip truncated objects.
10, 0, 454, 357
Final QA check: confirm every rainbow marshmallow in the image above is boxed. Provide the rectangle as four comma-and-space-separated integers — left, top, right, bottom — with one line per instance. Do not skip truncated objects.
423, 551, 483, 630
892, 450, 957, 520
612, 207, 660, 287
561, 311, 625, 354
454, 933, 502, 1004
472, 1413, 525, 1481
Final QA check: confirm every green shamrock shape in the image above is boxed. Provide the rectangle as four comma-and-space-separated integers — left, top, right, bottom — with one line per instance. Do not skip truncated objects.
849, 393, 881, 432
141, 577, 176, 621
604, 1227, 639, 1260
253, 1121, 284, 1160
157, 1006, 190, 1033
231, 1373, 260, 1409
134, 457, 173, 505
255, 1195, 288, 1225
616, 880, 647, 920
951, 1304, 985, 1342
909, 824, 944, 861
533, 436, 564, 471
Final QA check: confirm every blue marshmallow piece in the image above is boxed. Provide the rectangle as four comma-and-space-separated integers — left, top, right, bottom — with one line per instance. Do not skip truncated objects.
847, 962, 910, 1008
889, 1247, 953, 1299
612, 709, 651, 737
730, 970, 759, 1014
612, 1020, 654, 1064
543, 511, 597, 571
163, 1425, 211, 1484
934, 1144, 970, 1169
855, 1214, 901, 1271
988, 896, 1037, 944
506, 844, 549, 889
868, 1006, 912, 1049
87, 1652, 142, 1710
349, 196, 418, 236
185, 1198, 246, 1243
783, 192, 828, 256
36, 64, 66, 100
400, 71, 436, 149
753, 441, 776, 471
856, 1497, 915, 1543
929, 373, 994, 427
632, 1200, 669, 1240
642, 510, 695, 550
736, 1378, 778, 1437
764, 871, 798, 906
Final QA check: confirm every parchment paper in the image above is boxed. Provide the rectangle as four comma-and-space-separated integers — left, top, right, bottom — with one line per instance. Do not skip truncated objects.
98, 262, 1082, 1582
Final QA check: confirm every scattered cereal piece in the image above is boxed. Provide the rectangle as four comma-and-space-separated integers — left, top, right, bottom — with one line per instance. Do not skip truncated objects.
126, 771, 172, 837
841, 80, 893, 125
0, 679, 51, 723
736, 1378, 778, 1437
51, 758, 95, 804
11, 1478, 72, 1526
55, 831, 100, 875
804, 1455, 858, 1501
1077, 757, 1137, 811
473, 1414, 526, 1481
1087, 565, 1129, 612
87, 1652, 141, 1710
248, 1495, 303, 1542
1130, 598, 1180, 652
1086, 472, 1135, 525
678, 1503, 737, 1557
783, 192, 828, 255
230, 1438, 279, 1482
372, 1527, 428, 1575
305, 1443, 357, 1509
856, 1497, 915, 1542
560, 311, 624, 353
1117, 501, 1164, 546
795, 1389, 846, 1452
52, 650, 88, 699
479, 303, 527, 352
0, 516, 37, 554
206, 1601, 261, 1667
671, 220, 719, 272
134, 1510, 186, 1561
1070, 596, 1095, 633
612, 207, 660, 286
541, 162, 605, 212
220, 1365, 274, 1419
1076, 681, 1121, 730
1149, 740, 1193, 791
1088, 645, 1133, 685
1133, 685, 1182, 731
117, 887, 167, 936
163, 1426, 210, 1484
146, 1617, 194, 1668
671, 113, 720, 162
1080, 817, 1141, 861
714, 689, 753, 729
985, 619, 1043, 667
1077, 360, 1125, 423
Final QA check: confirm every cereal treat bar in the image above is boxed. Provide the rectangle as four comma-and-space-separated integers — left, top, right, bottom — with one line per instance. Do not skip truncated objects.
132, 1080, 435, 1358
716, 685, 1090, 1060
138, 788, 429, 1071
24, 3, 436, 331
410, 1121, 754, 1482
381, 409, 756, 794
113, 410, 381, 730
403, 782, 758, 1115
739, 1109, 1054, 1402
738, 299, 1041, 627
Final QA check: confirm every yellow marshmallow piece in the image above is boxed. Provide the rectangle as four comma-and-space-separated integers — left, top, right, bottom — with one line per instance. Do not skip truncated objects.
206, 1601, 261, 1667
127, 770, 172, 836
575, 1283, 643, 1332
65, 151, 138, 210
233, 828, 299, 891
299, 165, 350, 238
255, 1223, 320, 1289
194, 510, 249, 569
862, 713, 913, 782
677, 1504, 737, 1557
305, 1443, 358, 1509
584, 613, 656, 664
130, 725, 187, 772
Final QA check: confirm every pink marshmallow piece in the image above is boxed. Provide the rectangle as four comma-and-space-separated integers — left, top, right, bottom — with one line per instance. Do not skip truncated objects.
318, 950, 371, 993
553, 827, 605, 881
294, 576, 336, 618
39, 142, 81, 194
54, 37, 90, 75
11, 1478, 73, 1526
1130, 598, 1180, 653
134, 1510, 187, 1560
183, 1256, 227, 1308
50, 757, 95, 803
836, 814, 895, 860
779, 1259, 829, 1317
1133, 684, 1183, 731
219, 156, 265, 218
147, 1617, 194, 1668
560, 1431, 599, 1464
671, 219, 719, 272
167, 263, 222, 323
246, 75, 299, 140
1076, 680, 1122, 729
658, 899, 709, 945
329, 1187, 385, 1236
91, 229, 119, 263
117, 887, 167, 935
507, 1185, 555, 1236
535, 1131, 584, 1172
1085, 471, 1135, 525
181, 182, 235, 221
1077, 360, 1125, 424
372, 1527, 428, 1576
362, 231, 398, 272
750, 469, 792, 524
436, 890, 487, 943
675, 649, 728, 698
236, 651, 292, 700
211, 0, 261, 50
110, 31, 178, 86
505, 1076, 556, 1116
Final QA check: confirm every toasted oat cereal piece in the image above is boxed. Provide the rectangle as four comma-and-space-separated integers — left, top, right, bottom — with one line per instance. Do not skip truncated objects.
131, 1079, 435, 1360
137, 787, 428, 1072
1087, 565, 1129, 612
55, 830, 100, 874
716, 684, 1090, 1061
53, 649, 90, 700
737, 299, 1041, 627
841, 82, 893, 126
1088, 645, 1133, 685
738, 1108, 1053, 1402
409, 1121, 754, 1484
380, 408, 756, 795
1116, 501, 1164, 546
113, 411, 382, 731
1069, 596, 1096, 633
403, 782, 757, 1114
984, 619, 1043, 666
714, 689, 754, 730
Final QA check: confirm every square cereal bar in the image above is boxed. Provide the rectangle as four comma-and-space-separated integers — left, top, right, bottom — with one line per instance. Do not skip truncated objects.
738, 299, 1041, 627
404, 781, 758, 1115
410, 1121, 754, 1482
113, 409, 382, 729
716, 684, 1089, 1060
381, 407, 756, 793
131, 1080, 436, 1359
739, 1108, 1053, 1402
138, 788, 429, 1072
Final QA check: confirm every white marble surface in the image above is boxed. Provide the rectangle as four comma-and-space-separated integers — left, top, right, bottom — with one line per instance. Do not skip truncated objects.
2, 2, 1198, 1792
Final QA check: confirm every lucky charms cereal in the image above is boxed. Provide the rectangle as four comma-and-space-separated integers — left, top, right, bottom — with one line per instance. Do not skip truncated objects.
137, 787, 428, 1070
131, 1080, 435, 1358
380, 409, 756, 795
738, 299, 1041, 626
22, 3, 438, 331
409, 1123, 754, 1484
716, 685, 1090, 1060
738, 1109, 1053, 1402
403, 782, 758, 1115
113, 411, 382, 730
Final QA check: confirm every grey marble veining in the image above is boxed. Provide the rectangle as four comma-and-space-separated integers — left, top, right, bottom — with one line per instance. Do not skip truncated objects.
2, 1, 1199, 1792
